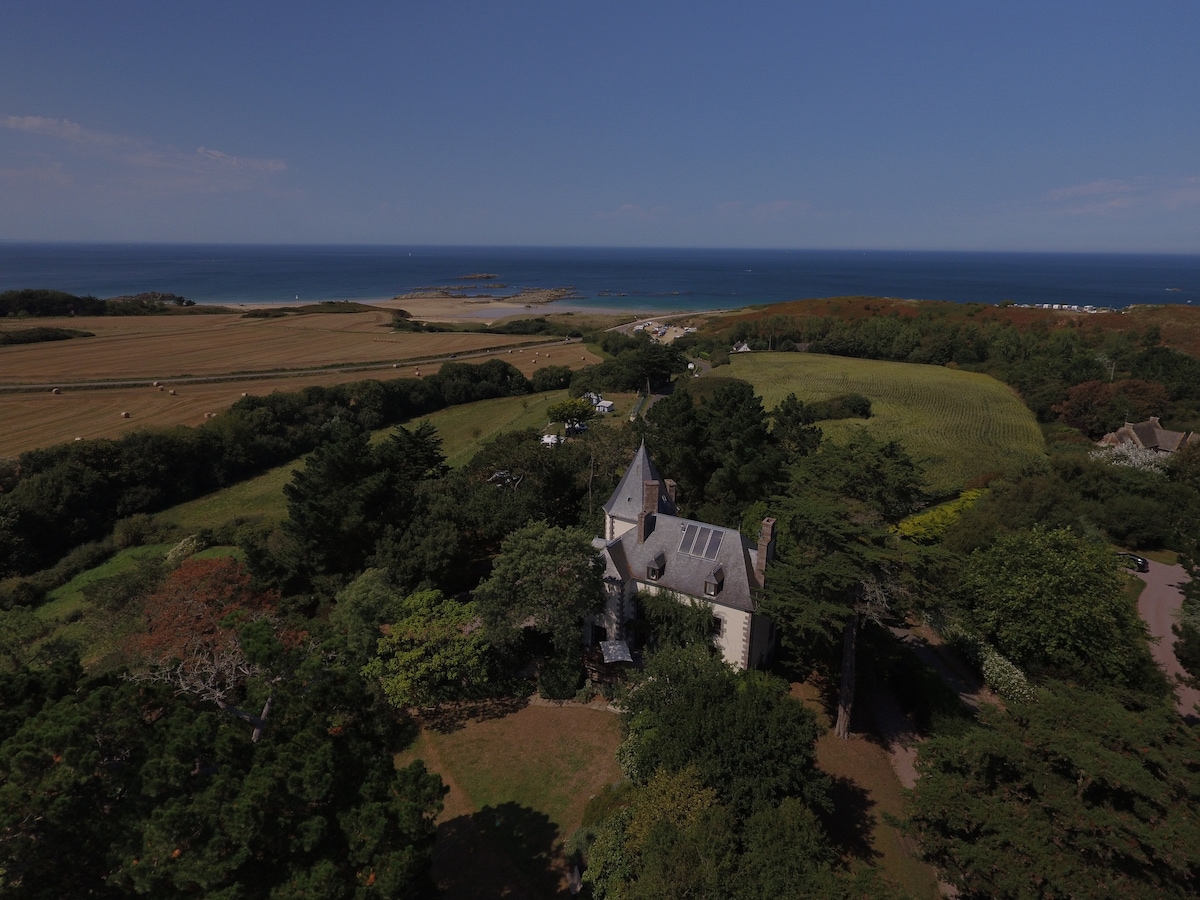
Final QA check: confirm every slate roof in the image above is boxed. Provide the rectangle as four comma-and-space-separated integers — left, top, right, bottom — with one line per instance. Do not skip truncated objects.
1100, 416, 1197, 453
602, 442, 676, 523
602, 512, 758, 613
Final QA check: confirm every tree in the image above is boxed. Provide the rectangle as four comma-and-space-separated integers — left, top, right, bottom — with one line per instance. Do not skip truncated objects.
643, 380, 786, 524
127, 556, 281, 740
908, 686, 1200, 898
546, 396, 596, 433
0, 653, 448, 899
472, 522, 604, 696
616, 646, 829, 819
584, 768, 733, 899
770, 393, 822, 458
363, 588, 491, 710
761, 433, 923, 737
1169, 445, 1200, 687
959, 526, 1149, 687
277, 420, 446, 589
531, 364, 572, 392
1052, 379, 1170, 439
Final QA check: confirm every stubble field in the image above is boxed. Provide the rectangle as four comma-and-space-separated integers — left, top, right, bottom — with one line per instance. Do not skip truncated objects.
0, 309, 602, 456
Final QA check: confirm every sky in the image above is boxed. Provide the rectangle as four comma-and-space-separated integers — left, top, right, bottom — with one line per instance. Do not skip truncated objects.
1, 1, 1198, 252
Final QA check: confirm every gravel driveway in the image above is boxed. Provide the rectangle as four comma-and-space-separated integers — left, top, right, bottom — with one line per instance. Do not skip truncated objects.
1135, 560, 1200, 720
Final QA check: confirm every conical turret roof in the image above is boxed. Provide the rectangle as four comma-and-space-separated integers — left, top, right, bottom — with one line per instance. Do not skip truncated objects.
602, 442, 676, 523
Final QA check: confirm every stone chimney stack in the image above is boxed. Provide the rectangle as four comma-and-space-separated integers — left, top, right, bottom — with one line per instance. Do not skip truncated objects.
643, 480, 659, 514
755, 517, 776, 587
664, 479, 677, 506
638, 480, 659, 543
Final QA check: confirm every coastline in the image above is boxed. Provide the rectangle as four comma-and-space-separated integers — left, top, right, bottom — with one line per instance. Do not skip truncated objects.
223, 292, 709, 322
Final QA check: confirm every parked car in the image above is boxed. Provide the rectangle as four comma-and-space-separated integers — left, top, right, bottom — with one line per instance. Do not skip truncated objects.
1119, 552, 1150, 573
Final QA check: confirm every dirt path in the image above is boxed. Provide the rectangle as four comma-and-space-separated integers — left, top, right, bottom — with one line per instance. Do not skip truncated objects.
1134, 560, 1199, 720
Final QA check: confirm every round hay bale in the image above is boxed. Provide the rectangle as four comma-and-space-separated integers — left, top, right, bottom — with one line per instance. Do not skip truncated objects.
120, 412, 131, 418
51, 387, 61, 394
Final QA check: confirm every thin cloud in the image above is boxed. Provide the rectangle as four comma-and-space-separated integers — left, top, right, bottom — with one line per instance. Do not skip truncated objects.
0, 163, 73, 187
716, 199, 808, 223
1044, 177, 1200, 216
1, 114, 286, 192
595, 203, 670, 222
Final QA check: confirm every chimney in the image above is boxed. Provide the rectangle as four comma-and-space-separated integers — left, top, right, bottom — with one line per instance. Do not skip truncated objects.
755, 518, 776, 587
664, 479, 677, 506
643, 480, 659, 514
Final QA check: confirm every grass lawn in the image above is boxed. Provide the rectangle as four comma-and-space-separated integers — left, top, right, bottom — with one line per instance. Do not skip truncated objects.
159, 463, 298, 532
724, 352, 1045, 494
792, 681, 942, 898
399, 391, 568, 467
37, 544, 173, 624
397, 702, 623, 899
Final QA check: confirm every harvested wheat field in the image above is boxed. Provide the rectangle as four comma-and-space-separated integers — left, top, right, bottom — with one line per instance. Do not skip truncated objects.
0, 313, 602, 456
0, 310, 557, 383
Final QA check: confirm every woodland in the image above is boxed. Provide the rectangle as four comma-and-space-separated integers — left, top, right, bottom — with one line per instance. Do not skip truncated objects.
2, 301, 1200, 897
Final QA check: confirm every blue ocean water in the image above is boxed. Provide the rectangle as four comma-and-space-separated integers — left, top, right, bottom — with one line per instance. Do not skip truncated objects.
0, 243, 1197, 313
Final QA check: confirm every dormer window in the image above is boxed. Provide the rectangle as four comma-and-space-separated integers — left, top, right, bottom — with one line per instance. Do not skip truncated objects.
646, 552, 665, 581
704, 565, 724, 597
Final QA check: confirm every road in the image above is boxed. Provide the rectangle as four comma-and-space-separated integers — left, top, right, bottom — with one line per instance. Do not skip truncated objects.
1135, 560, 1200, 720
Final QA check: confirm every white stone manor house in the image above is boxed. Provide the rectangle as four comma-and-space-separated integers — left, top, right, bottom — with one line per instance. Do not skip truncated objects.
590, 443, 777, 670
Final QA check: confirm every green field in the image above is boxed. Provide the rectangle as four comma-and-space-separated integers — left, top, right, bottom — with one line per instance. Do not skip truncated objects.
724, 352, 1045, 493
160, 389, 626, 533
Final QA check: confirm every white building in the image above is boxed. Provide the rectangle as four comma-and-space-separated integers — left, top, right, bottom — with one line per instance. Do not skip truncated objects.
589, 444, 777, 669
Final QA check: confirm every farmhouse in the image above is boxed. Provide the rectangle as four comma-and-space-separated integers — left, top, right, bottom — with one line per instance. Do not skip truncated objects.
589, 444, 776, 670
1098, 416, 1197, 454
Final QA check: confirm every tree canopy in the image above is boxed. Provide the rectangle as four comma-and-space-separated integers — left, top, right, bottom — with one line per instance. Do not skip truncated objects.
959, 526, 1150, 687
909, 685, 1200, 899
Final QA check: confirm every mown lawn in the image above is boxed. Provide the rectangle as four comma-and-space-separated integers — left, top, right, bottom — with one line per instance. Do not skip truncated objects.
159, 464, 298, 532
724, 352, 1045, 494
397, 703, 623, 899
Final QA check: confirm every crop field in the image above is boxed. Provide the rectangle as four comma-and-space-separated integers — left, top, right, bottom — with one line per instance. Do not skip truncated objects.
0, 311, 602, 456
0, 310, 556, 382
724, 352, 1045, 493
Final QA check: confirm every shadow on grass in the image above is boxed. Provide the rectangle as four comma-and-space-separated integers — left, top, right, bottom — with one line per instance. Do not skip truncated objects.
418, 695, 532, 735
434, 801, 567, 899
820, 773, 879, 864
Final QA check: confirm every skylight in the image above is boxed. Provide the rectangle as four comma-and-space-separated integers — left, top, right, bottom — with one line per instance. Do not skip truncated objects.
680, 523, 723, 558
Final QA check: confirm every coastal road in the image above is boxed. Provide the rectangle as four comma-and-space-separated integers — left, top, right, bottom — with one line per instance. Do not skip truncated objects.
1135, 560, 1200, 720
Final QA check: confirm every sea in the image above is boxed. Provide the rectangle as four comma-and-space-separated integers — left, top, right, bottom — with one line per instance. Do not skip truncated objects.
1, 243, 1197, 316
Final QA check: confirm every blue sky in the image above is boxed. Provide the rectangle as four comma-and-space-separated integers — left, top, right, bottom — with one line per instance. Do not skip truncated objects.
2, 1, 1197, 251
